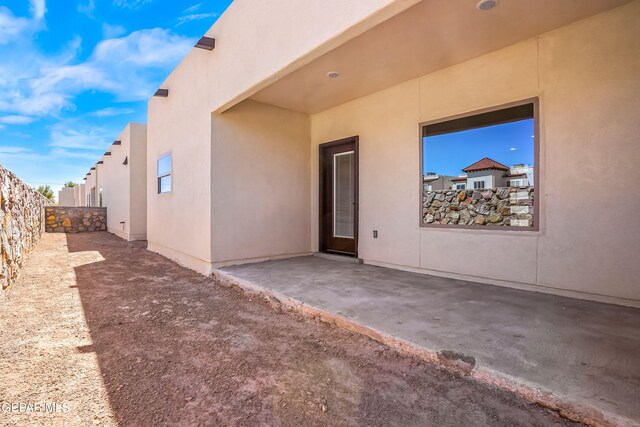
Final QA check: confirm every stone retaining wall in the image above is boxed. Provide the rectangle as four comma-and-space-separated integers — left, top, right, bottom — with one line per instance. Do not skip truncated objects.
1, 163, 52, 289
45, 207, 107, 233
423, 187, 535, 227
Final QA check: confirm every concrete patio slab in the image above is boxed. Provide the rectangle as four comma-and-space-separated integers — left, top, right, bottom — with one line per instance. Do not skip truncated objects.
216, 256, 640, 426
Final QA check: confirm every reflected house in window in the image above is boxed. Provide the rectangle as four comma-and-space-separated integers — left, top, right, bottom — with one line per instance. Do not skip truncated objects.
422, 172, 456, 191
505, 163, 535, 187
462, 157, 510, 189
451, 176, 467, 190
448, 157, 534, 190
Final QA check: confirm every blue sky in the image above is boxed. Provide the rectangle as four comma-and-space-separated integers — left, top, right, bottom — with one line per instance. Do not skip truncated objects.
0, 0, 232, 197
423, 119, 534, 176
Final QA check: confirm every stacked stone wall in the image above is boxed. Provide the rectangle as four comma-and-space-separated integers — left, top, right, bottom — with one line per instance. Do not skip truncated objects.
45, 207, 107, 233
1, 164, 52, 289
423, 187, 535, 227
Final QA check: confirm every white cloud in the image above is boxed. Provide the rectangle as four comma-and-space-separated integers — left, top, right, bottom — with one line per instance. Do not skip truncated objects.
50, 147, 103, 160
7, 131, 31, 139
92, 28, 192, 67
102, 23, 126, 38
0, 146, 89, 195
183, 3, 202, 14
30, 0, 47, 20
0, 146, 31, 154
177, 12, 218, 26
78, 0, 95, 17
509, 147, 517, 151
113, 0, 152, 9
0, 28, 193, 116
0, 115, 35, 124
88, 107, 135, 117
0, 7, 30, 43
0, 1, 45, 44
49, 127, 111, 150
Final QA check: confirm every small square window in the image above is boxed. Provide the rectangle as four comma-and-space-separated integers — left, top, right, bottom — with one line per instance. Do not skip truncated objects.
158, 154, 172, 194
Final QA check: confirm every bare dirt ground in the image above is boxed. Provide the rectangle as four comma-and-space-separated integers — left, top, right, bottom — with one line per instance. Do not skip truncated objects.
0, 232, 582, 426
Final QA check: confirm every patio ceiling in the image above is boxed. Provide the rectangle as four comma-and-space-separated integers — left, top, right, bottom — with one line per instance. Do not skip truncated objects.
250, 0, 631, 114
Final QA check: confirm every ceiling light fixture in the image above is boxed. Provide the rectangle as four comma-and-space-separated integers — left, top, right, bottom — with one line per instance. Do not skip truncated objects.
327, 71, 339, 78
477, 0, 497, 11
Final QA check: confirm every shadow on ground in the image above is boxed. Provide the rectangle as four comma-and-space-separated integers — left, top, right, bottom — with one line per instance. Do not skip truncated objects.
65, 232, 578, 426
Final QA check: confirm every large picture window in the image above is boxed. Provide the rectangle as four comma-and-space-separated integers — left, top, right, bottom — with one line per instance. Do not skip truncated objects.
157, 153, 172, 194
421, 100, 537, 229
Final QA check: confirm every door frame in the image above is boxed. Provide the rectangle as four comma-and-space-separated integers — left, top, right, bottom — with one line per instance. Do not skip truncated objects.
319, 136, 359, 257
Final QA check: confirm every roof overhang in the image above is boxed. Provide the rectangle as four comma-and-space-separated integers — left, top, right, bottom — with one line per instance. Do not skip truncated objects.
250, 0, 630, 114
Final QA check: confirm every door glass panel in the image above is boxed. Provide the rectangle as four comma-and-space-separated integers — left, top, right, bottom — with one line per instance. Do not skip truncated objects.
334, 151, 354, 238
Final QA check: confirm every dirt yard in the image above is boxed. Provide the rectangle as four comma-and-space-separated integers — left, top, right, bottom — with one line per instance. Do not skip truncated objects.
0, 232, 581, 426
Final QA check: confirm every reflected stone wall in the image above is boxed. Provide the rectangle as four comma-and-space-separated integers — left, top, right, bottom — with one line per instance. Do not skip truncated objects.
423, 187, 534, 227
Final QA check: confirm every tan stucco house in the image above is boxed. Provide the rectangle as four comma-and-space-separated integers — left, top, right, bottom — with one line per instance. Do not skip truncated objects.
144, 0, 639, 307
80, 123, 147, 241
58, 186, 75, 206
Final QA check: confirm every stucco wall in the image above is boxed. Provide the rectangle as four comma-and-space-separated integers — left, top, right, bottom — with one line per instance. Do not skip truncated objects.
145, 0, 419, 273
211, 100, 311, 266
0, 164, 51, 289
100, 123, 147, 241
147, 65, 213, 274
311, 2, 640, 305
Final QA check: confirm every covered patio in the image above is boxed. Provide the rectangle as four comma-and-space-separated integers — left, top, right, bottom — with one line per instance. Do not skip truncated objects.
217, 256, 640, 426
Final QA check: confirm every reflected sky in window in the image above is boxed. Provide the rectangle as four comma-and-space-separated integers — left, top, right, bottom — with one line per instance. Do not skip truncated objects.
423, 119, 534, 176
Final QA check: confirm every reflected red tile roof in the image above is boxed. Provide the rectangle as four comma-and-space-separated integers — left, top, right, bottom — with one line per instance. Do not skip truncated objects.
462, 157, 510, 172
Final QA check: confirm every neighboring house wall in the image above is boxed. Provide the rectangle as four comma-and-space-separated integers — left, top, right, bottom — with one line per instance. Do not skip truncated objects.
211, 100, 311, 267
58, 187, 75, 206
0, 163, 51, 290
129, 124, 148, 241
100, 123, 147, 241
96, 163, 104, 206
510, 165, 534, 186
85, 173, 96, 207
423, 175, 454, 191
311, 3, 640, 306
77, 184, 86, 207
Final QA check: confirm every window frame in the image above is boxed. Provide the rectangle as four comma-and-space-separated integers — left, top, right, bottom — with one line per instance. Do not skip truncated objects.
157, 152, 172, 195
418, 97, 540, 232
